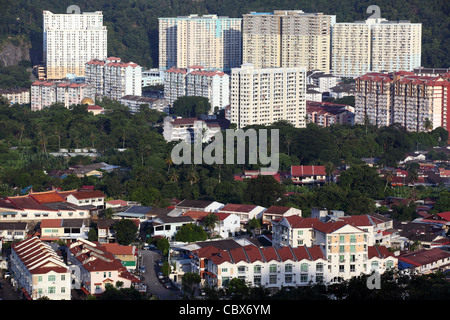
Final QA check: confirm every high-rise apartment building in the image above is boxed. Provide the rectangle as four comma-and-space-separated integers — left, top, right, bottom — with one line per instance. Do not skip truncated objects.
355, 71, 450, 132
332, 18, 422, 77
43, 10, 107, 80
159, 14, 242, 72
242, 11, 334, 73
230, 63, 306, 129
164, 66, 230, 111
85, 57, 142, 100
31, 81, 95, 111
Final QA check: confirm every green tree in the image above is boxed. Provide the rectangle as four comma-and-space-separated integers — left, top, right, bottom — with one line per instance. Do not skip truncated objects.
175, 223, 208, 243
113, 219, 138, 245
157, 237, 170, 257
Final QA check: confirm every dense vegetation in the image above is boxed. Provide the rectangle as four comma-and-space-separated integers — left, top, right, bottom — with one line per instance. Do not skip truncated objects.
1, 96, 449, 219
0, 0, 448, 69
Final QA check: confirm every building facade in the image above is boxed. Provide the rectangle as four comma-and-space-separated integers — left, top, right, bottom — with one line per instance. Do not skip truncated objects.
85, 57, 142, 100
0, 88, 30, 105
43, 10, 107, 80
164, 65, 230, 110
159, 14, 242, 72
355, 71, 450, 132
243, 11, 334, 73
332, 18, 422, 77
10, 237, 71, 300
230, 63, 306, 128
31, 80, 95, 111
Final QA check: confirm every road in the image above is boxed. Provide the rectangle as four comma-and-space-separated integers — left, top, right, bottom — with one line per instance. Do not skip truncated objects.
139, 249, 181, 300
0, 278, 21, 300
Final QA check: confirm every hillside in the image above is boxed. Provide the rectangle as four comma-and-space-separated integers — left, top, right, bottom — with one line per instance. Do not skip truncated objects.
0, 0, 448, 69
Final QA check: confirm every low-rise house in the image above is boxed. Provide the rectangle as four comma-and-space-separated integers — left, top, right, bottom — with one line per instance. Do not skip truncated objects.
163, 116, 221, 143
10, 237, 71, 300
398, 248, 450, 275
67, 238, 141, 296
262, 206, 302, 228
62, 188, 106, 210
218, 204, 266, 226
97, 219, 118, 244
150, 216, 195, 240
175, 199, 224, 213
0, 222, 28, 242
39, 219, 88, 243
105, 199, 129, 209
290, 165, 327, 185
112, 205, 154, 221
101, 242, 138, 271
200, 212, 241, 238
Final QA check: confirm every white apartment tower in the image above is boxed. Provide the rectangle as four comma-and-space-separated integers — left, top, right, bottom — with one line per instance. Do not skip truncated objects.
242, 11, 335, 73
43, 10, 107, 80
332, 17, 422, 77
230, 63, 307, 129
85, 57, 142, 100
159, 14, 242, 72
164, 66, 230, 111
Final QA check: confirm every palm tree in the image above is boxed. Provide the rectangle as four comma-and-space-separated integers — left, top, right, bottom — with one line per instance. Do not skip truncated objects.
325, 162, 335, 184
165, 157, 173, 174
384, 170, 393, 193
168, 169, 179, 183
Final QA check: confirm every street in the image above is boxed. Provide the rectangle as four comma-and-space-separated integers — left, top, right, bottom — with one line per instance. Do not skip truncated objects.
0, 278, 21, 300
139, 249, 181, 300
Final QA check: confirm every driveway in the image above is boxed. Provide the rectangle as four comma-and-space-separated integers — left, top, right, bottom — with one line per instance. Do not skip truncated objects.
139, 249, 181, 300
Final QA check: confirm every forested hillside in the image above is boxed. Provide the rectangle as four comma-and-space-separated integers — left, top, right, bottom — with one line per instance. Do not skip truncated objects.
0, 0, 448, 69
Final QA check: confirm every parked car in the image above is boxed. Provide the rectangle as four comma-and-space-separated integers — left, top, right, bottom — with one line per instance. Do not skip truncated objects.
158, 272, 164, 279
163, 280, 172, 289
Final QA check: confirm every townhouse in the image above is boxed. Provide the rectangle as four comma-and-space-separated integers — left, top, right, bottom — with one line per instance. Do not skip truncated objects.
271, 215, 397, 282
193, 244, 329, 292
0, 189, 101, 223
290, 165, 327, 185
0, 222, 28, 242
218, 203, 267, 225
398, 248, 450, 275
262, 206, 302, 228
39, 219, 88, 243
10, 236, 71, 300
67, 238, 141, 295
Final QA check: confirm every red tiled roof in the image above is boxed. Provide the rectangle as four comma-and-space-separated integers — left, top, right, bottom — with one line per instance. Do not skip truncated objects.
40, 219, 62, 228
220, 204, 258, 213
264, 206, 291, 215
68, 190, 106, 200
291, 165, 326, 177
29, 191, 66, 204
7, 196, 58, 211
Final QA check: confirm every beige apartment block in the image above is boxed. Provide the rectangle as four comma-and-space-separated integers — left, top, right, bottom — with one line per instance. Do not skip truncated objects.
243, 11, 334, 73
159, 14, 242, 72
332, 18, 422, 77
230, 63, 306, 129
43, 10, 107, 80
355, 71, 450, 132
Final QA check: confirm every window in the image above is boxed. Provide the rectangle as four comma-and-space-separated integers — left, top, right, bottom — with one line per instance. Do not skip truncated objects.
48, 287, 56, 294
316, 273, 323, 283
254, 265, 261, 274
269, 264, 277, 273
253, 275, 261, 286
285, 264, 293, 273
301, 263, 308, 272
300, 274, 308, 283
38, 276, 42, 282
339, 265, 345, 273
285, 274, 293, 284
339, 245, 345, 253
48, 275, 56, 282
316, 263, 324, 272
61, 287, 65, 293
386, 260, 394, 269
339, 235, 345, 243
61, 275, 65, 281
297, 230, 303, 236
350, 235, 356, 243
350, 245, 356, 253
221, 268, 228, 273
238, 266, 246, 274
269, 275, 277, 284
350, 265, 356, 272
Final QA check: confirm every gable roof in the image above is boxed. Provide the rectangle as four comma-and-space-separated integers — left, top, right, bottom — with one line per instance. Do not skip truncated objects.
291, 165, 326, 177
